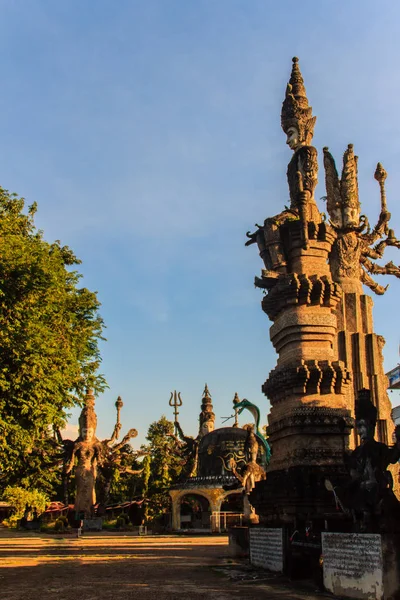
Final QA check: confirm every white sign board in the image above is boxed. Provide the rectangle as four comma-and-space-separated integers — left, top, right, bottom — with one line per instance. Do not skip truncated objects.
249, 528, 283, 572
322, 532, 383, 600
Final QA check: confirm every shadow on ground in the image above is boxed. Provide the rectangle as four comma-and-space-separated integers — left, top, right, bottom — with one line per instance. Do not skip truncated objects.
0, 531, 324, 600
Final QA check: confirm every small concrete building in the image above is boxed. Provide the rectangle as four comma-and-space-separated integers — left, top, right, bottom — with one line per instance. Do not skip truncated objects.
169, 425, 267, 532
169, 387, 267, 532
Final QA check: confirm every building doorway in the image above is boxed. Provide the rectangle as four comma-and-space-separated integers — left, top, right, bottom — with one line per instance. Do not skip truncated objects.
180, 494, 211, 530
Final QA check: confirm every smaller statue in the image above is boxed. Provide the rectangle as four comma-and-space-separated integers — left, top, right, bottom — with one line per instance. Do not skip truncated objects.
228, 425, 266, 524
64, 390, 139, 519
323, 145, 400, 294
171, 384, 215, 479
326, 388, 400, 532
65, 390, 102, 518
19, 503, 41, 531
233, 397, 271, 465
229, 425, 266, 495
19, 504, 32, 528
173, 422, 201, 479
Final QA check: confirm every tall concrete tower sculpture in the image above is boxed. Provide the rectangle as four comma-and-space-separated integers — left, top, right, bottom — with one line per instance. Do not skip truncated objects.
246, 58, 400, 523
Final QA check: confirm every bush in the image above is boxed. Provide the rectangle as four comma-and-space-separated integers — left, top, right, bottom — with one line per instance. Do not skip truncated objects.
115, 514, 129, 528
54, 516, 69, 531
102, 518, 118, 530
39, 521, 56, 532
1, 486, 48, 527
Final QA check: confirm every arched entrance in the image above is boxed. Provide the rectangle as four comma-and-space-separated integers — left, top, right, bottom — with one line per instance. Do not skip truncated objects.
179, 493, 211, 530
220, 491, 243, 513
169, 487, 245, 531
169, 488, 223, 531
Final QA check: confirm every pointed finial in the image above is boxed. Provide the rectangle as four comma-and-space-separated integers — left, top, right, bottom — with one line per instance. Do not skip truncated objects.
84, 388, 95, 408
374, 162, 387, 185
281, 57, 316, 145
340, 144, 360, 223
199, 383, 215, 434
79, 389, 97, 434
112, 396, 124, 440
288, 57, 308, 108
374, 162, 389, 232
233, 392, 240, 427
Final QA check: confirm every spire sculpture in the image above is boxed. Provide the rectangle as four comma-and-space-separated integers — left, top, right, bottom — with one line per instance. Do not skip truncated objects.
199, 383, 215, 436
246, 58, 353, 525
246, 57, 400, 526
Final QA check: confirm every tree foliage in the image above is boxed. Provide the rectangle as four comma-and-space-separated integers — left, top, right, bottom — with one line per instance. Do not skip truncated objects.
0, 188, 106, 493
140, 416, 184, 522
2, 485, 48, 526
105, 417, 185, 523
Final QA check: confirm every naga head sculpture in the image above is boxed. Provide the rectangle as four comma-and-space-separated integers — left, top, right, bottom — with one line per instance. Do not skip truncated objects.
281, 57, 316, 149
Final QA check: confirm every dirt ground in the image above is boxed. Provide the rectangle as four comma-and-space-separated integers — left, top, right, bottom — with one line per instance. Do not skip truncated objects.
0, 529, 324, 600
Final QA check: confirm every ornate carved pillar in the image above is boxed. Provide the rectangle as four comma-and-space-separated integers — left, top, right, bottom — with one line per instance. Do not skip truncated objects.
250, 221, 353, 523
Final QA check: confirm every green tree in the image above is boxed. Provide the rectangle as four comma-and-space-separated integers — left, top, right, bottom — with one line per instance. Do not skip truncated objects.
141, 416, 184, 523
2, 486, 48, 527
0, 188, 106, 494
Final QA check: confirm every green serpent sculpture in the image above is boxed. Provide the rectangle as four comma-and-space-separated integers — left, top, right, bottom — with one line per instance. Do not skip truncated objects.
234, 398, 271, 464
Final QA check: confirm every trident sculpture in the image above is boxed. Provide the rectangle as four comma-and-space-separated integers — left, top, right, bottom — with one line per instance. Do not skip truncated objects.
169, 390, 182, 435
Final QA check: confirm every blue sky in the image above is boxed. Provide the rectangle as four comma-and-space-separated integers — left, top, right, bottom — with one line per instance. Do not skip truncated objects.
1, 0, 400, 444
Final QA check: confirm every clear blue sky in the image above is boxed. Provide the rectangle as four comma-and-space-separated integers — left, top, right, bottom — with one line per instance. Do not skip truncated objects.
1, 0, 400, 444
